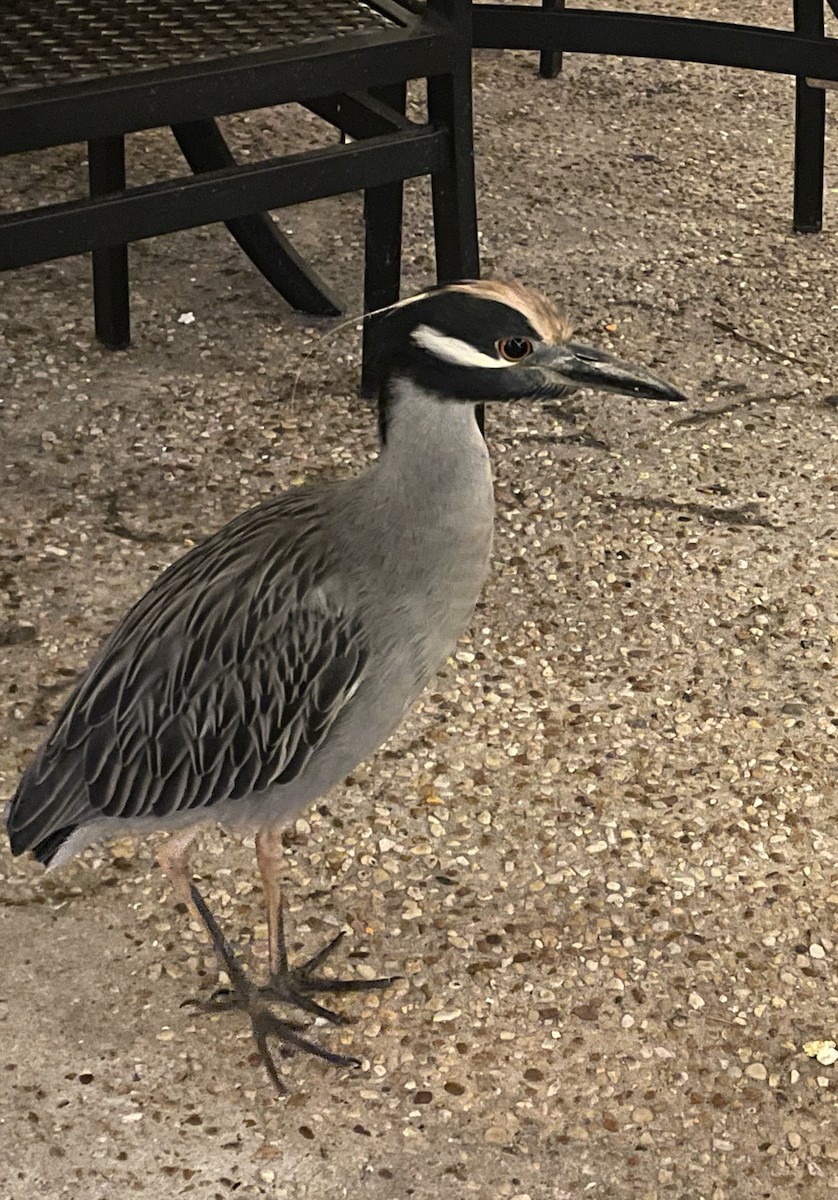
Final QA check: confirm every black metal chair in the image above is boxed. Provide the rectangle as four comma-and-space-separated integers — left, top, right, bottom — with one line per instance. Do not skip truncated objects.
473, 0, 838, 233
0, 0, 478, 369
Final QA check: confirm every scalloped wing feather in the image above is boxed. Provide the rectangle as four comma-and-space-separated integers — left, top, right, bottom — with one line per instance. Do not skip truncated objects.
6, 488, 368, 854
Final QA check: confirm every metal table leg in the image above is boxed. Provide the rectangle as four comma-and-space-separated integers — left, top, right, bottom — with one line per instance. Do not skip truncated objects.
361, 83, 406, 398
89, 137, 130, 348
539, 0, 565, 79
172, 118, 342, 315
793, 0, 826, 233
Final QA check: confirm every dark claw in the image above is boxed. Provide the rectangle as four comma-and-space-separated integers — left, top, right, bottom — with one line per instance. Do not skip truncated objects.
259, 909, 400, 1024
252, 1009, 361, 1069
184, 883, 367, 1093
301, 974, 403, 995
182, 885, 394, 1089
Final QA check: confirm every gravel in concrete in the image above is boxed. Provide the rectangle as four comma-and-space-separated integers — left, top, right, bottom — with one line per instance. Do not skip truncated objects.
2, 2, 838, 1196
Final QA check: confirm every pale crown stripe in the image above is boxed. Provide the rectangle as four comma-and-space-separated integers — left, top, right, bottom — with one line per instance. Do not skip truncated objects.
411, 324, 509, 369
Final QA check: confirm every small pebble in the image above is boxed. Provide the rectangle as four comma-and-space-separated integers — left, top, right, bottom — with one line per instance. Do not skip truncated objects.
632, 1107, 654, 1124
484, 1126, 509, 1145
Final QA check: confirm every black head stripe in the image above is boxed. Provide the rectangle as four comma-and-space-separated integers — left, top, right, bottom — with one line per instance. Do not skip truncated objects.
367, 285, 566, 425
408, 293, 542, 358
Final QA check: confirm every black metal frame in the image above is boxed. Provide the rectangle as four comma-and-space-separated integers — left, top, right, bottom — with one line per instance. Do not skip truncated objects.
0, 0, 478, 353
473, 0, 838, 232
794, 0, 829, 232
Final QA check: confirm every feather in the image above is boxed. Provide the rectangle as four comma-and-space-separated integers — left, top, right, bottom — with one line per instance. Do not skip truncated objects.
6, 486, 369, 852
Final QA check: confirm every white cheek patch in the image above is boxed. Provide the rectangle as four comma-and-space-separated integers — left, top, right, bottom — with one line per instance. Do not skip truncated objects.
411, 324, 510, 369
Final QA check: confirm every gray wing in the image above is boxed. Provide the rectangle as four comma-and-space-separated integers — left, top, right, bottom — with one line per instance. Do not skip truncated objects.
7, 489, 368, 852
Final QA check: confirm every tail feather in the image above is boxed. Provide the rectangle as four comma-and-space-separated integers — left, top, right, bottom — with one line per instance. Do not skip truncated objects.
6, 799, 83, 865
6, 748, 91, 867
25, 823, 80, 867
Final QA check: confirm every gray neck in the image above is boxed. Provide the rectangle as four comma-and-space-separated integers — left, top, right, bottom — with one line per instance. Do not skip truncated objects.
361, 376, 495, 682
376, 376, 489, 489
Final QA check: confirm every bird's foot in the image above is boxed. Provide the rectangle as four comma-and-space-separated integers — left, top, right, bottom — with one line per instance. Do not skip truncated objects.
184, 884, 361, 1093
257, 905, 400, 1026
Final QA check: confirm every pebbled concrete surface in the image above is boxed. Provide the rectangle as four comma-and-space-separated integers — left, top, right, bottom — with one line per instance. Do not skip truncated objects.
2, 2, 838, 1196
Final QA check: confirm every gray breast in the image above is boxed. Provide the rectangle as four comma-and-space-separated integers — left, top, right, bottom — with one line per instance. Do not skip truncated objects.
273, 450, 495, 813
5, 396, 496, 858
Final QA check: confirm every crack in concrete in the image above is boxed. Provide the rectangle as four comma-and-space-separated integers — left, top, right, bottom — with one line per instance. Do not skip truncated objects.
593, 492, 782, 529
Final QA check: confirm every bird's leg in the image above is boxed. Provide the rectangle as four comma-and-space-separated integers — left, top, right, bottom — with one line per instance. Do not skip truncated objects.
156, 826, 202, 909
157, 826, 246, 1005
256, 825, 287, 979
158, 829, 358, 1093
255, 827, 400, 1025
186, 883, 359, 1093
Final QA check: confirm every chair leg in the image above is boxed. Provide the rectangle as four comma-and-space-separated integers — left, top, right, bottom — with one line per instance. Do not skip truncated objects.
88, 137, 130, 349
427, 1, 481, 432
539, 0, 565, 79
361, 83, 406, 399
794, 80, 826, 233
426, 71, 479, 282
171, 119, 342, 315
793, 0, 826, 233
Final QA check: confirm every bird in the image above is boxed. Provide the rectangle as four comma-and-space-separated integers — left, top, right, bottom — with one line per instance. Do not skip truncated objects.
5, 279, 686, 1090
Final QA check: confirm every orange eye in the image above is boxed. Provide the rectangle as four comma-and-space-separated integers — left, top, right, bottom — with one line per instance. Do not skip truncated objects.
497, 337, 533, 362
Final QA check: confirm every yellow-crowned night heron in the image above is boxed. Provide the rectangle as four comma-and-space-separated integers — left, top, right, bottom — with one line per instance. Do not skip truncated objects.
5, 280, 686, 1090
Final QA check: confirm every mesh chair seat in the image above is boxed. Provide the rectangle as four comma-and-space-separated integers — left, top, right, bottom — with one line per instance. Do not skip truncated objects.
0, 0, 395, 94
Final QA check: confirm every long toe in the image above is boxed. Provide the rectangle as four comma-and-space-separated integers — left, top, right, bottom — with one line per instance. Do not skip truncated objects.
260, 923, 401, 1023
185, 982, 361, 1090
252, 1009, 361, 1093
185, 885, 363, 1090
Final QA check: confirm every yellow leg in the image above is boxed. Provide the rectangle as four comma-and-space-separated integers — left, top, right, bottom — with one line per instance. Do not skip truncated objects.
156, 825, 202, 909
256, 827, 285, 977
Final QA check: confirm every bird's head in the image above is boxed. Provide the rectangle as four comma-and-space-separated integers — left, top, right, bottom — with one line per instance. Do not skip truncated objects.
368, 279, 686, 439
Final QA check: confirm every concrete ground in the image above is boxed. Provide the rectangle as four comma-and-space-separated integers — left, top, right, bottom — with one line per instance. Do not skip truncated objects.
2, 1, 838, 1196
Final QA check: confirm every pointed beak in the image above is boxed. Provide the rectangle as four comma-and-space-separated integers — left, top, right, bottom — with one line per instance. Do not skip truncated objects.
546, 340, 688, 402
